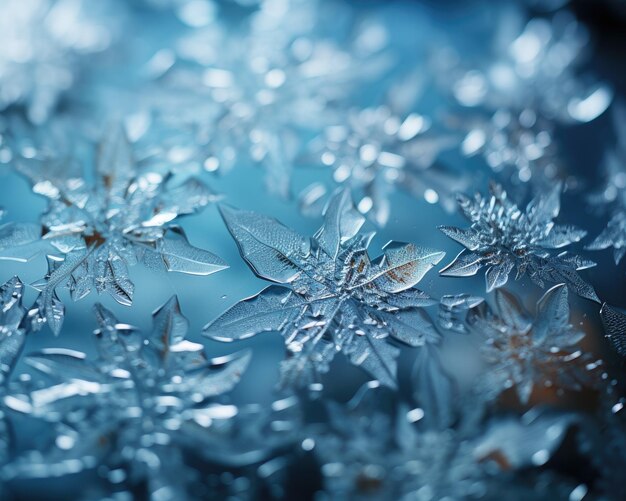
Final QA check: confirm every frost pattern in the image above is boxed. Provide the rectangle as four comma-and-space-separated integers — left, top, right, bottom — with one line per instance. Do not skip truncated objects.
600, 303, 626, 357
4, 296, 252, 498
0, 0, 115, 123
16, 126, 227, 334
134, 2, 389, 199
0, 277, 27, 472
438, 8, 612, 185
205, 190, 444, 389
298, 73, 464, 226
311, 382, 577, 500
0, 209, 45, 263
587, 104, 626, 265
468, 284, 600, 404
439, 182, 599, 301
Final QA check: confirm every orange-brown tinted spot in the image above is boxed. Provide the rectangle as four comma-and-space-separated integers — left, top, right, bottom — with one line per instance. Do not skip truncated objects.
355, 472, 383, 494
357, 259, 366, 274
478, 450, 512, 471
84, 231, 106, 248
386, 260, 418, 284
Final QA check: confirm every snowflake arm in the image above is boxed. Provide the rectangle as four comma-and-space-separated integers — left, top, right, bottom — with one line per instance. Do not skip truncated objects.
586, 210, 626, 265
600, 303, 626, 357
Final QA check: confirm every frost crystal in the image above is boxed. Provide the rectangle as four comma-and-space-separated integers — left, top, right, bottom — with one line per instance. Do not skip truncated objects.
5, 297, 251, 498
311, 382, 576, 500
0, 209, 44, 263
587, 211, 626, 265
16, 126, 227, 334
587, 104, 626, 265
205, 190, 444, 389
299, 73, 463, 226
600, 303, 626, 357
446, 11, 611, 123
468, 285, 599, 404
439, 182, 598, 301
0, 0, 114, 123
141, 2, 389, 198
439, 8, 611, 185
0, 277, 27, 471
458, 109, 562, 188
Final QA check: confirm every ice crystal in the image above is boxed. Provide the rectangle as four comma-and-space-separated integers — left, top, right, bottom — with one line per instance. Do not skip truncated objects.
600, 303, 626, 357
0, 277, 27, 471
4, 297, 251, 498
439, 8, 611, 185
587, 211, 626, 265
15, 126, 226, 334
311, 382, 576, 500
205, 190, 444, 389
138, 1, 389, 198
586, 104, 626, 265
298, 73, 463, 226
443, 9, 611, 124
458, 109, 562, 188
439, 182, 598, 301
0, 0, 114, 124
467, 285, 599, 404
0, 210, 45, 263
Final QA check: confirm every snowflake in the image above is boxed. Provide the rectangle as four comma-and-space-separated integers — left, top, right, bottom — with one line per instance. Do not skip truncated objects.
15, 126, 227, 335
467, 284, 600, 404
4, 296, 252, 498
439, 182, 598, 301
458, 108, 562, 188
0, 0, 115, 124
204, 190, 444, 389
586, 104, 626, 265
437, 8, 611, 185
442, 9, 611, 124
298, 72, 463, 226
311, 381, 577, 500
0, 277, 28, 477
135, 0, 390, 198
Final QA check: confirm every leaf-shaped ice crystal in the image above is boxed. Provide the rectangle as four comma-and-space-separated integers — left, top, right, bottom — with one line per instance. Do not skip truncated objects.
600, 303, 626, 357
17, 126, 227, 335
205, 190, 445, 389
5, 296, 251, 497
439, 182, 599, 301
468, 284, 600, 404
